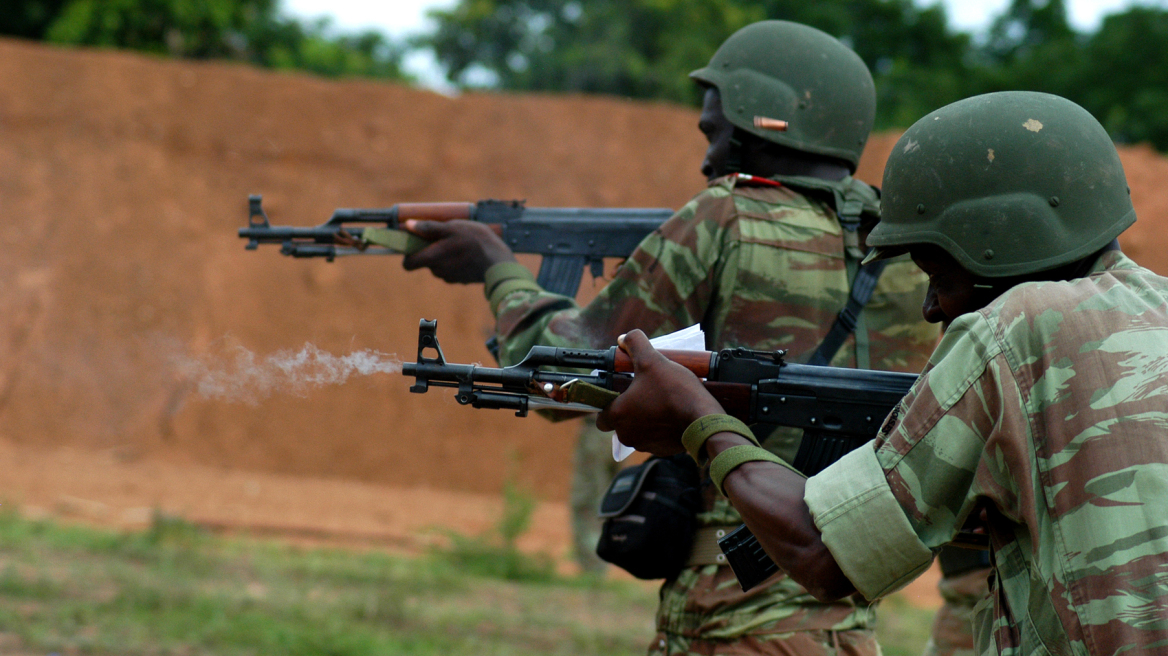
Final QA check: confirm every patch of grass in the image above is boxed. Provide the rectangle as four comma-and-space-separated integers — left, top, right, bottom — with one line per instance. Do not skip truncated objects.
432, 469, 556, 583
875, 592, 935, 656
0, 506, 935, 656
0, 507, 656, 656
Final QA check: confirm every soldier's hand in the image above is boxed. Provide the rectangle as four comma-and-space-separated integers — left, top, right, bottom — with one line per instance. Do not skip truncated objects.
596, 330, 725, 455
401, 219, 517, 284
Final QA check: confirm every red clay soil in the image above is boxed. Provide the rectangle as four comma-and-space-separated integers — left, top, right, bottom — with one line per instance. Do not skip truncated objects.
0, 37, 709, 501
1, 38, 1167, 598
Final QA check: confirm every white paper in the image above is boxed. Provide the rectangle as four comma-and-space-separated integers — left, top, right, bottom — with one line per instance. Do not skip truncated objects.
611, 324, 707, 461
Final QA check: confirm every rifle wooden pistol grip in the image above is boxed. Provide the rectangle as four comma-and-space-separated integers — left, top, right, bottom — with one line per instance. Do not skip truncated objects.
753, 116, 789, 132
613, 349, 714, 378
396, 202, 474, 221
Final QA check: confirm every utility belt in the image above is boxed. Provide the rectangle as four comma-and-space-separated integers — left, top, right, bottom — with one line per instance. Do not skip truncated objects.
685, 526, 736, 567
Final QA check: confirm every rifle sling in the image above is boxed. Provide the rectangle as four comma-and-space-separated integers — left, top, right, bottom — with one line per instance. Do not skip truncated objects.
771, 174, 886, 368
806, 259, 888, 367
360, 227, 429, 255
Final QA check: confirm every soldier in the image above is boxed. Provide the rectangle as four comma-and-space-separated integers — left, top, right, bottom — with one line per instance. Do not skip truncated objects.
403, 21, 939, 655
598, 90, 1168, 655
570, 415, 619, 575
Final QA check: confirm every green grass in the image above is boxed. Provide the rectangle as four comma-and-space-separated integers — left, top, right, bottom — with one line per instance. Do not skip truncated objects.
0, 508, 656, 655
874, 592, 936, 656
0, 507, 934, 655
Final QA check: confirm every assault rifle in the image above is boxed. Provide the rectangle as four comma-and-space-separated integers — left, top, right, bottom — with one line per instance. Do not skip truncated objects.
239, 195, 673, 298
401, 319, 986, 590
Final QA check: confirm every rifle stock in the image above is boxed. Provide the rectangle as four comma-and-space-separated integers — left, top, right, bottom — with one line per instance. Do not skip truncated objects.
239, 195, 673, 298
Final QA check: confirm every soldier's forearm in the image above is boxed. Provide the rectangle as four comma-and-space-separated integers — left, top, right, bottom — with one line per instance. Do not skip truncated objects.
715, 442, 855, 601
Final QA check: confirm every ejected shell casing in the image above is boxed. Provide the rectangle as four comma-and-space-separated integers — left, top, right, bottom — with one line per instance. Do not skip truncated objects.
753, 116, 789, 132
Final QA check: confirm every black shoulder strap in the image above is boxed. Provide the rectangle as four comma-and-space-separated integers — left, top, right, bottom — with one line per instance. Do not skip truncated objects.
774, 175, 886, 367
807, 259, 887, 366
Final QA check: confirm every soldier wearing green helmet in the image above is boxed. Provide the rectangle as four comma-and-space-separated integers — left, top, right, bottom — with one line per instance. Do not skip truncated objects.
865, 91, 1134, 276
401, 20, 939, 656
597, 90, 1168, 655
689, 19, 875, 171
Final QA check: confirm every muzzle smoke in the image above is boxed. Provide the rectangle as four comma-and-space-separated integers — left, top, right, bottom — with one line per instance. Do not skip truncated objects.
176, 343, 401, 404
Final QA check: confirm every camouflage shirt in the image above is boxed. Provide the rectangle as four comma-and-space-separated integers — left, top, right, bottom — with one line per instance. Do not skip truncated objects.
490, 175, 935, 371
807, 250, 1168, 655
487, 174, 938, 642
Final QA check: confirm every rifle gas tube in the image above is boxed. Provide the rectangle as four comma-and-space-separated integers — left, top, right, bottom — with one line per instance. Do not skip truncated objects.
240, 195, 672, 298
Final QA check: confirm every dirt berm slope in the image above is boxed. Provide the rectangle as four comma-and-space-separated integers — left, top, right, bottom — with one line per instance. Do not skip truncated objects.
1, 38, 1166, 501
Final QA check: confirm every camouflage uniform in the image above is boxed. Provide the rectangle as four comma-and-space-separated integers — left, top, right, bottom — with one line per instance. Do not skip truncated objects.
486, 174, 939, 655
806, 250, 1168, 655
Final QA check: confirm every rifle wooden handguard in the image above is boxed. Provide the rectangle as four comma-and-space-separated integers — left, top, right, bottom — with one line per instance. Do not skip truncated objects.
395, 202, 474, 220
613, 348, 714, 378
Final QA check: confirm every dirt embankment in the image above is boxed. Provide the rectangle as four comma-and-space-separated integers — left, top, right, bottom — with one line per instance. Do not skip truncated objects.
1, 37, 1168, 510
0, 38, 709, 501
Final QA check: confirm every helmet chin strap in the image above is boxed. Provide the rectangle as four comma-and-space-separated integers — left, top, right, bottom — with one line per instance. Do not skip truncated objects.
724, 128, 745, 175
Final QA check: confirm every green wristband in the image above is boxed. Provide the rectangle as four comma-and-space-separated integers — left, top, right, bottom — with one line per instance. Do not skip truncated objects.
709, 444, 801, 497
484, 262, 541, 314
484, 262, 535, 294
681, 414, 757, 465
488, 278, 543, 314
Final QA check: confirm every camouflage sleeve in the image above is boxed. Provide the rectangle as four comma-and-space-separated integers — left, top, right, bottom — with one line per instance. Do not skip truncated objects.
804, 310, 1021, 600
487, 186, 739, 366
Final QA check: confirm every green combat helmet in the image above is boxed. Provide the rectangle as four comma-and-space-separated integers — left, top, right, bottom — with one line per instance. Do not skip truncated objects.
868, 91, 1135, 277
690, 21, 876, 171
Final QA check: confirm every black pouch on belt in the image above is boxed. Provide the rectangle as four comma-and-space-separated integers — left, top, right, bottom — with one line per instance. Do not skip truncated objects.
595, 453, 701, 579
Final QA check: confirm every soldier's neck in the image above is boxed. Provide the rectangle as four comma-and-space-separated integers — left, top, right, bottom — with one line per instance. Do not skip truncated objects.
747, 156, 850, 182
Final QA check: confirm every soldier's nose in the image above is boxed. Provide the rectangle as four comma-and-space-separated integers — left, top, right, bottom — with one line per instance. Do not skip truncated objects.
922, 285, 947, 324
